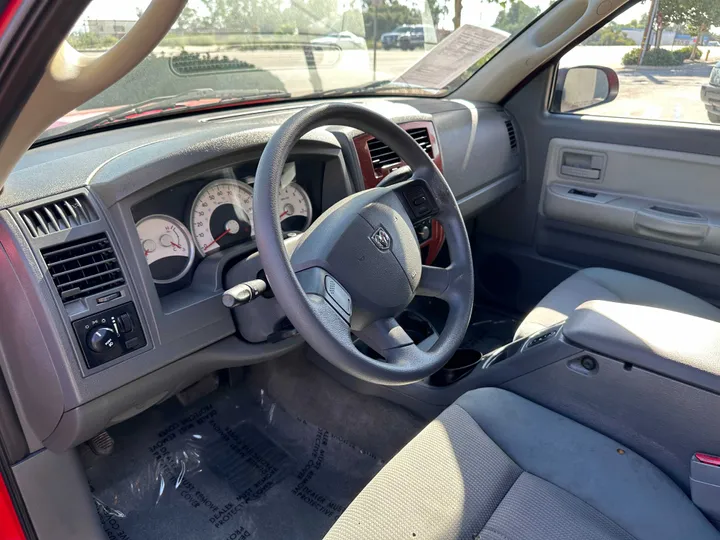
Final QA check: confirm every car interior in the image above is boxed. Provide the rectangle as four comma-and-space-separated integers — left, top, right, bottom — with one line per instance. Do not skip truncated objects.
3, 0, 720, 539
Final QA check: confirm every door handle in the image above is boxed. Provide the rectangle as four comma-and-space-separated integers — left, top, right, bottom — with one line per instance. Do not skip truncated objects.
561, 165, 601, 180
559, 150, 605, 181
634, 209, 708, 240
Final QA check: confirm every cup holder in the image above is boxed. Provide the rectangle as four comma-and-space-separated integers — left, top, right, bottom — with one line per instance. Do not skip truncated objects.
428, 348, 483, 387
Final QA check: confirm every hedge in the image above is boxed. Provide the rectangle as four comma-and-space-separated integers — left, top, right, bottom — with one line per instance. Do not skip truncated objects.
622, 46, 702, 67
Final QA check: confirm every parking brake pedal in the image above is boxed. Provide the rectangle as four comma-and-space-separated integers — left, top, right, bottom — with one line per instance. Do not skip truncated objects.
88, 431, 115, 456
176, 374, 219, 407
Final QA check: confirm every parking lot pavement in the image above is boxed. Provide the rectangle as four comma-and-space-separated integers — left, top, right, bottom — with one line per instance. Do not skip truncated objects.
371, 47, 717, 126
147, 45, 720, 126
589, 71, 711, 124
242, 47, 716, 125
378, 49, 716, 126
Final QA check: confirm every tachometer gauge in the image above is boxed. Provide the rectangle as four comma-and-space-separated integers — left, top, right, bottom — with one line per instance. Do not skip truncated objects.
278, 183, 312, 232
191, 179, 253, 256
136, 215, 195, 284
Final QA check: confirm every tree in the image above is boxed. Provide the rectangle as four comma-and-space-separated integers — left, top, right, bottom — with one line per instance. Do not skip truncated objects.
181, 0, 341, 35
341, 8, 365, 36
280, 0, 339, 35
661, 0, 720, 56
585, 26, 635, 46
494, 1, 541, 35
627, 13, 649, 29
176, 6, 201, 32
453, 0, 462, 29
201, 0, 231, 29
360, 0, 422, 41
426, 0, 448, 27
225, 0, 284, 33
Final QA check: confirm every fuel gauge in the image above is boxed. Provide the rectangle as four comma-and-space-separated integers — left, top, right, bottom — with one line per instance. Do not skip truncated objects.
136, 215, 195, 284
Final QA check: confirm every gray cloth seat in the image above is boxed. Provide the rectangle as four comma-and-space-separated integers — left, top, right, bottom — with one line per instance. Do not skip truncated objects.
324, 388, 720, 540
514, 267, 720, 341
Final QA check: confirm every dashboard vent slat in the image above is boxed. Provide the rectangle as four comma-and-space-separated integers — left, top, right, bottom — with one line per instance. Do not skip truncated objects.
46, 247, 113, 267
51, 258, 118, 278
41, 233, 124, 304
20, 194, 97, 238
367, 126, 434, 170
505, 120, 518, 152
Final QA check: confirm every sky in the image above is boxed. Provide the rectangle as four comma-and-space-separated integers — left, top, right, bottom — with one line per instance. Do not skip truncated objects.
75, 0, 653, 32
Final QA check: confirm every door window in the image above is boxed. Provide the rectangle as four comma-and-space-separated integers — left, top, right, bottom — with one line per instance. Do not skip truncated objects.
554, 2, 720, 125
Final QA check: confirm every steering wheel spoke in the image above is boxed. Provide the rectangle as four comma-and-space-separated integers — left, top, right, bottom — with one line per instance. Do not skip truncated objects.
416, 265, 455, 298
306, 292, 352, 337
295, 267, 353, 324
354, 317, 414, 359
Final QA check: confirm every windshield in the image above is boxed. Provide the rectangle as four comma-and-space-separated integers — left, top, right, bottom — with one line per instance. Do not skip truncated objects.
40, 0, 556, 142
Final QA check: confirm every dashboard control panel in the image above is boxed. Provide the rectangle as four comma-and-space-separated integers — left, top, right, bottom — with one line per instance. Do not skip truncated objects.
399, 181, 438, 222
414, 218, 432, 243
72, 302, 146, 369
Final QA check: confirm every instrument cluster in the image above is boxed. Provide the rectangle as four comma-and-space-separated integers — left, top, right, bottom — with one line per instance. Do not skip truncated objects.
132, 161, 316, 293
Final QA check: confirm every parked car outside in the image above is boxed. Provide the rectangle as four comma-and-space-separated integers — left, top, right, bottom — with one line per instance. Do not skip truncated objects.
380, 25, 416, 50
397, 27, 427, 50
701, 61, 720, 122
311, 31, 366, 50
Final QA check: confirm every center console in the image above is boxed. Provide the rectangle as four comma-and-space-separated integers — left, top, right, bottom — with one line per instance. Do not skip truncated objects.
314, 298, 720, 500
501, 300, 720, 497
421, 321, 569, 391
561, 300, 720, 389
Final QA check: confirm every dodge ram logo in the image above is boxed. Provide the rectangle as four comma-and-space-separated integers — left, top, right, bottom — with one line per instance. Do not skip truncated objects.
370, 226, 392, 251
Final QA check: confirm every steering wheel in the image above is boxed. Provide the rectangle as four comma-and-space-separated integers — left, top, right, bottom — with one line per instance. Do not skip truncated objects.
253, 103, 473, 385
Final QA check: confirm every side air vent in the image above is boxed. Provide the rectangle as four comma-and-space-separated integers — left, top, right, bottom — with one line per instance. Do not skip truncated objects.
367, 127, 434, 170
41, 233, 124, 303
505, 120, 518, 152
20, 194, 97, 238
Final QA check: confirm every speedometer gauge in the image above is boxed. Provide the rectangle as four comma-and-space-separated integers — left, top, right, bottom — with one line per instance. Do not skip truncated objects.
278, 183, 312, 232
190, 179, 253, 256
136, 215, 194, 284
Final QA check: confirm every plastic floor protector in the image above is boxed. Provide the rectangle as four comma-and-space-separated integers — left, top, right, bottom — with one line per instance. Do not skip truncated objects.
83, 384, 383, 540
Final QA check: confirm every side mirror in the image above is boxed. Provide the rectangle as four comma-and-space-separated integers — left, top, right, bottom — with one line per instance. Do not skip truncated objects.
551, 66, 619, 113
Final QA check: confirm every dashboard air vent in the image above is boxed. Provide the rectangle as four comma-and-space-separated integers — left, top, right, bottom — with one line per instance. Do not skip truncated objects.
367, 127, 433, 170
20, 194, 97, 238
41, 233, 124, 303
505, 120, 518, 152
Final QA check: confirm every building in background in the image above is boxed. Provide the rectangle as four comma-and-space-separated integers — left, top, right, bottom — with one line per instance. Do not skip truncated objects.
620, 28, 677, 46
86, 19, 136, 37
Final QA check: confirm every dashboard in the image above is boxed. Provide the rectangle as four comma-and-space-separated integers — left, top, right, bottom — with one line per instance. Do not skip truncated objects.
0, 97, 523, 453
